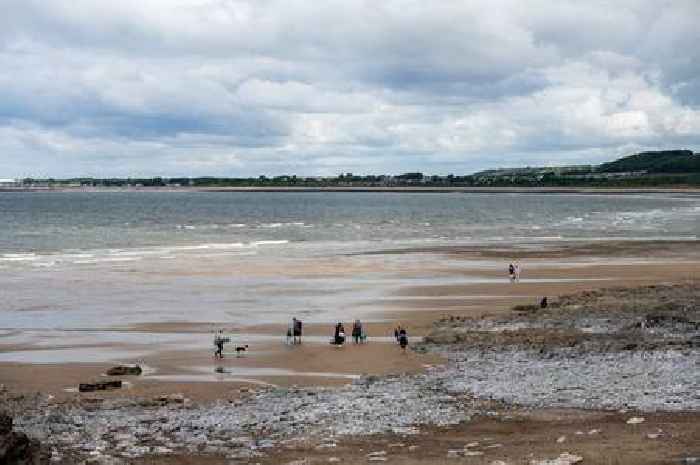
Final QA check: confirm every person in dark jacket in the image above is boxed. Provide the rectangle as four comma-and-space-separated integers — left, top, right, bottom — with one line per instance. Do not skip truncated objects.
398, 327, 408, 351
352, 320, 363, 344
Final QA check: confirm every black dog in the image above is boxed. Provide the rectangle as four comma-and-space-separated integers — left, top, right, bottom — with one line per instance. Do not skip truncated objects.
235, 345, 249, 356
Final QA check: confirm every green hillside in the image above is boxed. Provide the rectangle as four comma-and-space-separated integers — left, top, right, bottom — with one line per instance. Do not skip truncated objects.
598, 150, 700, 173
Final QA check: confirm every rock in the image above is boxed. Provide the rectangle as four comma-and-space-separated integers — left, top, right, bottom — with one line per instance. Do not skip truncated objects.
587, 429, 600, 435
465, 442, 479, 448
464, 450, 484, 456
647, 433, 661, 439
328, 458, 341, 463
106, 365, 142, 376
78, 381, 122, 392
285, 460, 309, 465
626, 417, 645, 424
0, 414, 11, 435
491, 461, 509, 465
0, 412, 46, 465
556, 435, 566, 443
530, 452, 583, 465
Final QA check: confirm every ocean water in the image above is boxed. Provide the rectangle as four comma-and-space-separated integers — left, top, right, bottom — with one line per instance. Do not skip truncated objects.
0, 191, 698, 342
1, 191, 698, 260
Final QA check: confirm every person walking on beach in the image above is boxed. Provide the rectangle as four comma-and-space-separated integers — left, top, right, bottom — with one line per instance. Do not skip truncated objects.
333, 322, 346, 345
214, 330, 225, 359
508, 263, 516, 282
398, 327, 408, 352
352, 320, 363, 344
540, 296, 548, 309
394, 325, 400, 343
292, 317, 303, 344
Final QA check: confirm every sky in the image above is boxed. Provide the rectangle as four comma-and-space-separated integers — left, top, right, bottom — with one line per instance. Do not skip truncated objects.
1, 0, 700, 178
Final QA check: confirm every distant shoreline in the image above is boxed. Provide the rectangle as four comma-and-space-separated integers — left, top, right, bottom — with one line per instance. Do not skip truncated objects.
2, 186, 700, 194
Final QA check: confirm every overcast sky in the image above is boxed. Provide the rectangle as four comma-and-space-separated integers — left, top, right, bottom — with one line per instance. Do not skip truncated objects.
1, 0, 699, 177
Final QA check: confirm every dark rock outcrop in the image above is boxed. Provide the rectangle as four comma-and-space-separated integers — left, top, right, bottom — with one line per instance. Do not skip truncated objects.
0, 412, 47, 465
78, 380, 123, 392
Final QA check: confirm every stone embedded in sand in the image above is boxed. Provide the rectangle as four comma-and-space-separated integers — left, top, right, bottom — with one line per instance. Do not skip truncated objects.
626, 417, 645, 424
106, 365, 142, 376
285, 459, 309, 465
78, 380, 122, 392
530, 453, 583, 465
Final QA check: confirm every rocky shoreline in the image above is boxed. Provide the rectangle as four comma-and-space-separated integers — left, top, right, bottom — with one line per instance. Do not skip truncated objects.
3, 283, 699, 464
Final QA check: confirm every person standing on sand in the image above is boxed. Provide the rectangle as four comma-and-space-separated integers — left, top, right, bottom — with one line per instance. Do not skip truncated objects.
292, 317, 302, 344
394, 325, 400, 343
352, 320, 363, 344
508, 263, 516, 282
398, 327, 408, 351
214, 330, 225, 358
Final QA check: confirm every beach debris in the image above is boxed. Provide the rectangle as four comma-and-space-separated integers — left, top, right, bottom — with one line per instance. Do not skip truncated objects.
106, 365, 142, 376
529, 452, 583, 465
626, 417, 645, 425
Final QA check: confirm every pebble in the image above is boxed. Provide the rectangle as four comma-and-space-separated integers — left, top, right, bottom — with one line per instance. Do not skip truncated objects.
626, 417, 645, 425
556, 436, 566, 443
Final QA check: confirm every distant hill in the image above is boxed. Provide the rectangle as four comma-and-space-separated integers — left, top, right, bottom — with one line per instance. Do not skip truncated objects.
598, 150, 700, 173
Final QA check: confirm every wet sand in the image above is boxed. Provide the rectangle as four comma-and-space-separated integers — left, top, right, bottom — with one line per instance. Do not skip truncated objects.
1, 240, 699, 401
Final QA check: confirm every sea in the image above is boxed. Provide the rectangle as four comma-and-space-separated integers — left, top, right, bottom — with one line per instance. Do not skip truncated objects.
0, 191, 698, 363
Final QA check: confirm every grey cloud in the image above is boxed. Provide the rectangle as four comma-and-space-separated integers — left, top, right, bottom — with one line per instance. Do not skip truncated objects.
0, 0, 699, 177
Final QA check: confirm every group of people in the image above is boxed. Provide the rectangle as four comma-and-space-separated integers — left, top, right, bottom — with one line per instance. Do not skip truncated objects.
332, 320, 367, 345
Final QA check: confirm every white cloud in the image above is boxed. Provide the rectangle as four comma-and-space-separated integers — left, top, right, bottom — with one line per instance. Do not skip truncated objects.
0, 0, 699, 177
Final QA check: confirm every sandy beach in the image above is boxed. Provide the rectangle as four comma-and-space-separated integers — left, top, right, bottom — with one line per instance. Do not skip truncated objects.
1, 237, 699, 464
